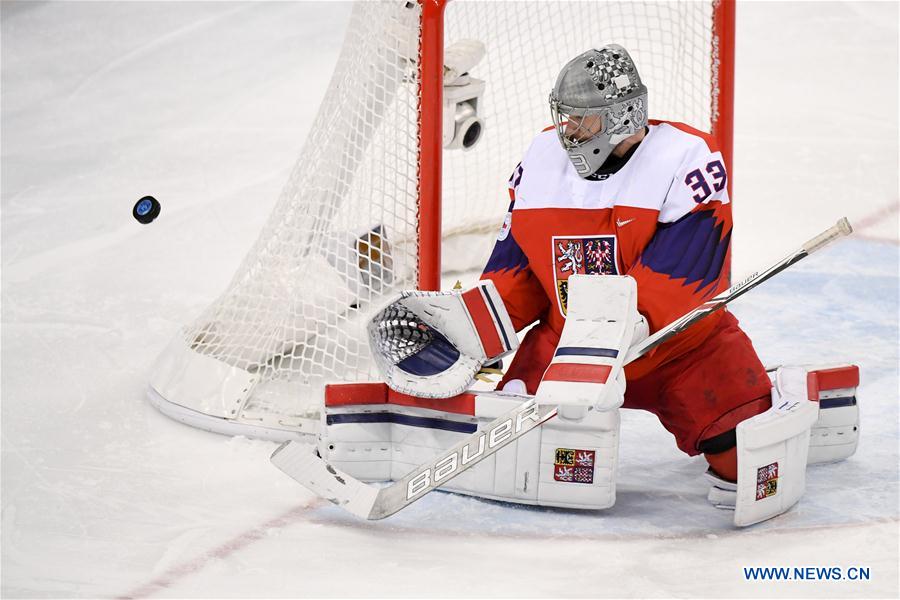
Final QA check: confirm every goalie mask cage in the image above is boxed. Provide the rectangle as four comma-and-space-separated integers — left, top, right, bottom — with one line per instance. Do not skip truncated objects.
148, 0, 736, 441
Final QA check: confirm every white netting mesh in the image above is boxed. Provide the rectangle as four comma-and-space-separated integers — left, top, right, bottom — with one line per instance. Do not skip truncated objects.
151, 1, 721, 435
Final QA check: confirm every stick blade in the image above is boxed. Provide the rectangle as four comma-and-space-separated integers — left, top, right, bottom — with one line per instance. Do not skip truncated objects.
271, 441, 380, 519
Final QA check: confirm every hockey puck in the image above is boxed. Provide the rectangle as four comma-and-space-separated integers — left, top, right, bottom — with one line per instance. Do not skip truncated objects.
133, 196, 161, 224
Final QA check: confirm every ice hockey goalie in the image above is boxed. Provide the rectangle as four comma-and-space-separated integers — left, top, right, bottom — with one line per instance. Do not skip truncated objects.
316, 45, 860, 526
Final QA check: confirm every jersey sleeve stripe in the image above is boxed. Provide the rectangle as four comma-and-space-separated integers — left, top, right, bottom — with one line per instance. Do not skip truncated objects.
482, 229, 530, 275
638, 208, 730, 290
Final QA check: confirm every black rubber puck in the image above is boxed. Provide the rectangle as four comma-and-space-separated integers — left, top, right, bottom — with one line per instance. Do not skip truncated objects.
133, 196, 161, 224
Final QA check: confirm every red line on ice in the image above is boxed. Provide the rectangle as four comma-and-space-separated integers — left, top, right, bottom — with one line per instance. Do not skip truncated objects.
117, 502, 312, 599
853, 200, 899, 244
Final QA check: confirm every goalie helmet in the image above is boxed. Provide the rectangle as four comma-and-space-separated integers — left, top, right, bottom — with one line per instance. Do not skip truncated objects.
549, 45, 648, 178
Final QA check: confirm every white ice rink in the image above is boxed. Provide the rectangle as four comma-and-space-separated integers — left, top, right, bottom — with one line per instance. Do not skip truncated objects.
2, 1, 898, 598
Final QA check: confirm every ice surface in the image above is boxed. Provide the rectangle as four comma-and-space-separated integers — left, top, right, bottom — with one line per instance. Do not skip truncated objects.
2, 2, 898, 598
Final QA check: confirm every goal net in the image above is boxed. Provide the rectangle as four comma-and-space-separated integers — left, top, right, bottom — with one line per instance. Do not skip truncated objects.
148, 0, 734, 441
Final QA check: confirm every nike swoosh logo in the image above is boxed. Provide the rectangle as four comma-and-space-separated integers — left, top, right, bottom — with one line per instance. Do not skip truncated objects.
616, 218, 635, 227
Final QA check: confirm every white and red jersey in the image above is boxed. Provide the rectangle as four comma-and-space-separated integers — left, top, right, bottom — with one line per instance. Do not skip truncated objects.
481, 120, 733, 386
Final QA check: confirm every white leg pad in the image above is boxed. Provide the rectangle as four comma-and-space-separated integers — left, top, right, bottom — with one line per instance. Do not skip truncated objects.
535, 408, 619, 509
768, 364, 860, 464
319, 385, 619, 510
734, 393, 818, 526
709, 364, 860, 519
805, 365, 860, 464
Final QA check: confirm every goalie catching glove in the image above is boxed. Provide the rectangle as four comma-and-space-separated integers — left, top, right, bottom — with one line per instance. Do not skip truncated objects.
367, 281, 518, 398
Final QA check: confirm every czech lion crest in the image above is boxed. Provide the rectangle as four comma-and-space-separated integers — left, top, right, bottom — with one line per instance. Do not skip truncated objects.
552, 234, 619, 316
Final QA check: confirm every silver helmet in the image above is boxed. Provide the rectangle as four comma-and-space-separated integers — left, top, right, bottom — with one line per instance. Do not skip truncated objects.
549, 45, 648, 178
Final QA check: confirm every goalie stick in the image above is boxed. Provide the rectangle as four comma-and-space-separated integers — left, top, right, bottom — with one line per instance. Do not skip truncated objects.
271, 218, 853, 520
